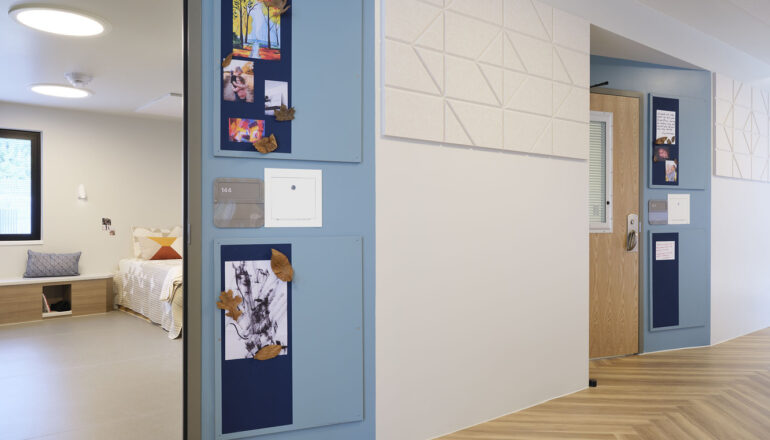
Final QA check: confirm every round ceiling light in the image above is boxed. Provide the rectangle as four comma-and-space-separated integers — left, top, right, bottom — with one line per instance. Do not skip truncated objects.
9, 4, 108, 37
30, 84, 91, 98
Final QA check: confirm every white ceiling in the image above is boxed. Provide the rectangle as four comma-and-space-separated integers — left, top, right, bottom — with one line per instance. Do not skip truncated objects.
0, 0, 183, 119
590, 25, 701, 71
637, 0, 770, 68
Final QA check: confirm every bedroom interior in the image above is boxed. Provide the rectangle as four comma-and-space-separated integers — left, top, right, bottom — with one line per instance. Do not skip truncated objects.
0, 0, 184, 439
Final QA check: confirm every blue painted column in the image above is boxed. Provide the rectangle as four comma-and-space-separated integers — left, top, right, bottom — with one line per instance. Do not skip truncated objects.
190, 1, 376, 439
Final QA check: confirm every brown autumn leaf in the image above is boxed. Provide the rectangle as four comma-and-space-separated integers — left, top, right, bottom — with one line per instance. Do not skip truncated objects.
253, 134, 278, 154
221, 52, 233, 68
271, 249, 294, 282
216, 289, 243, 321
254, 344, 283, 360
274, 104, 295, 121
264, 0, 290, 15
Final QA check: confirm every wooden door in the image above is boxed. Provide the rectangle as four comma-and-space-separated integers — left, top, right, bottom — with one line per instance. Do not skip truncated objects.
589, 93, 640, 359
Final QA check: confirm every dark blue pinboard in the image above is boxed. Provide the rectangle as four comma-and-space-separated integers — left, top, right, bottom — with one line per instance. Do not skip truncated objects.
651, 233, 679, 328
651, 97, 679, 186
221, 1, 292, 154
220, 243, 293, 433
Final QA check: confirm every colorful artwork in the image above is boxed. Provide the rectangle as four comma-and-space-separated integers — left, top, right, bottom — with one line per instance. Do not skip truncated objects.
223, 60, 255, 103
665, 160, 678, 183
233, 1, 282, 60
229, 118, 265, 143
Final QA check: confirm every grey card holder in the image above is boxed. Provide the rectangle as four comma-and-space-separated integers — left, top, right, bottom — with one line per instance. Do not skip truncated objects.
214, 178, 265, 228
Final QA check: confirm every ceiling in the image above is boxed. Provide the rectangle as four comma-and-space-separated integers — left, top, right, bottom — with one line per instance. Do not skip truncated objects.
637, 0, 770, 68
590, 25, 701, 71
0, 0, 183, 119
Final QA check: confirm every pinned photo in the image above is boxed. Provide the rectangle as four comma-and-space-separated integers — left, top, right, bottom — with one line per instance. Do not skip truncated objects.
665, 160, 678, 183
223, 60, 255, 103
232, 1, 282, 60
229, 118, 265, 143
264, 80, 288, 116
653, 146, 672, 162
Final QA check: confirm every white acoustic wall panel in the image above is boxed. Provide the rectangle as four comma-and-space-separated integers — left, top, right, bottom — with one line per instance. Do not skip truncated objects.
714, 73, 770, 181
383, 0, 590, 159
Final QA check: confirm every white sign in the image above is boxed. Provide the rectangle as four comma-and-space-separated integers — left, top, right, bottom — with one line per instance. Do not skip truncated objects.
667, 193, 690, 225
655, 241, 676, 261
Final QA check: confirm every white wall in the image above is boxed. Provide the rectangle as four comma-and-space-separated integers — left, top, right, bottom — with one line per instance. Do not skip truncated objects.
711, 178, 770, 344
0, 102, 182, 278
711, 73, 770, 344
376, 1, 589, 439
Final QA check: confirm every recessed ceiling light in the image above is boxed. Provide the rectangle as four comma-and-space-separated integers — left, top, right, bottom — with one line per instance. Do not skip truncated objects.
30, 84, 91, 98
8, 4, 108, 37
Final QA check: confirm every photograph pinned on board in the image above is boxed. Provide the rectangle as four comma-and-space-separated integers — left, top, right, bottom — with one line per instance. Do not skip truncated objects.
223, 259, 288, 361
264, 80, 288, 116
223, 60, 255, 103
665, 160, 678, 183
653, 145, 673, 162
232, 1, 282, 61
228, 118, 265, 143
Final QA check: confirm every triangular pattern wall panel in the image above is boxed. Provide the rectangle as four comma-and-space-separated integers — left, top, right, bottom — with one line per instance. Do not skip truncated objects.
383, 0, 590, 160
714, 73, 770, 181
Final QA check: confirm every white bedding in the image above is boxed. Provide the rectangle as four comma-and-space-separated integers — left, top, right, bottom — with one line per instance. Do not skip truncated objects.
114, 258, 183, 339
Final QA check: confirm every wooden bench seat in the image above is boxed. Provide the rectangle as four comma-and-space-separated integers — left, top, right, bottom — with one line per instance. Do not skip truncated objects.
0, 274, 113, 325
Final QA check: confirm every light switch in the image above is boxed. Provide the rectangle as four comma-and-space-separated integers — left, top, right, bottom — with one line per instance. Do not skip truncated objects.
265, 168, 323, 227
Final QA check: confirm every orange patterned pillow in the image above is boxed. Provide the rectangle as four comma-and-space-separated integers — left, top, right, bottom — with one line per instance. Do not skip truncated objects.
138, 236, 183, 260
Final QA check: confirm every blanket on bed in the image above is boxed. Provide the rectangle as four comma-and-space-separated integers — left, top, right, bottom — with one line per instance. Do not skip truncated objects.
114, 258, 183, 339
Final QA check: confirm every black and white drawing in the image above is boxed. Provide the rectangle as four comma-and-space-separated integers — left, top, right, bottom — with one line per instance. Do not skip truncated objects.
224, 259, 288, 360
264, 80, 289, 116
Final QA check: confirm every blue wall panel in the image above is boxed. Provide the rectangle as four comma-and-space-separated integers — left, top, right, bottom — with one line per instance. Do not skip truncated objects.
591, 56, 711, 352
198, 1, 375, 439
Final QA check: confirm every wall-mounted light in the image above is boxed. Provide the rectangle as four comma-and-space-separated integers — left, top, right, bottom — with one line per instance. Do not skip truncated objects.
77, 184, 87, 201
8, 4, 109, 37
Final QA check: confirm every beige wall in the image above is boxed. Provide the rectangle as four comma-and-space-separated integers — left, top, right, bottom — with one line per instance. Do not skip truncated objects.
0, 102, 182, 278
376, 1, 589, 438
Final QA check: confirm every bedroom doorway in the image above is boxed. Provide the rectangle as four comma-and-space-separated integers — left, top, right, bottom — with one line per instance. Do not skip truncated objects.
0, 0, 185, 439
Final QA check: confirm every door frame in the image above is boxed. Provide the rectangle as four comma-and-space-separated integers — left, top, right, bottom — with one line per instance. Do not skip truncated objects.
589, 88, 646, 355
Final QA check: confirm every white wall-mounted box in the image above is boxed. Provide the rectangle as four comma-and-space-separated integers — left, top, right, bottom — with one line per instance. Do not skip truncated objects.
264, 168, 323, 228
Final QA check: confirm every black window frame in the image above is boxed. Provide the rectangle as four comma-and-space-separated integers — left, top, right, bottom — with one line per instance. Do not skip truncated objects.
0, 128, 41, 241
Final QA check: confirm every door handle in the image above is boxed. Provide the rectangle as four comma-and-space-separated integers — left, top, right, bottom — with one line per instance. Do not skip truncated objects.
626, 229, 637, 252
626, 214, 639, 253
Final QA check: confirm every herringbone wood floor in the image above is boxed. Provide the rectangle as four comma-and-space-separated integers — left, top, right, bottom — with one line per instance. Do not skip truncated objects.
441, 328, 770, 440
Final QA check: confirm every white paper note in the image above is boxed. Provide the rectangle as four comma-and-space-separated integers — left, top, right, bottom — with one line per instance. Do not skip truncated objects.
655, 241, 676, 261
667, 193, 690, 225
656, 110, 676, 141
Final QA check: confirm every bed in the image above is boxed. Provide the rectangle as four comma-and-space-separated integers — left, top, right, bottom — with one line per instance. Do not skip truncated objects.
113, 258, 183, 339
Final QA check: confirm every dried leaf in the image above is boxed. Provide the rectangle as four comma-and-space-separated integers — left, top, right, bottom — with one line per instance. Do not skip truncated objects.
274, 104, 295, 121
221, 52, 233, 68
253, 134, 278, 154
271, 249, 293, 282
264, 0, 291, 15
216, 289, 243, 321
254, 344, 283, 360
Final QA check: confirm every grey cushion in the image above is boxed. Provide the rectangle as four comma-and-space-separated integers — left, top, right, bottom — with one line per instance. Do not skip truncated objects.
23, 250, 81, 278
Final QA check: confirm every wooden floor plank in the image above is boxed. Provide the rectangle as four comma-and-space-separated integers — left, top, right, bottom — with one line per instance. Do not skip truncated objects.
440, 328, 770, 439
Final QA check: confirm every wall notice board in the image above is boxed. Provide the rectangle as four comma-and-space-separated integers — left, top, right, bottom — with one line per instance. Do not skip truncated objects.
651, 232, 679, 328
214, 0, 364, 163
651, 96, 680, 186
214, 236, 364, 439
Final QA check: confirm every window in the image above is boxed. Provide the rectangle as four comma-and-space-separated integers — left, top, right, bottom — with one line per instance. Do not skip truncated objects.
0, 129, 41, 242
589, 111, 612, 233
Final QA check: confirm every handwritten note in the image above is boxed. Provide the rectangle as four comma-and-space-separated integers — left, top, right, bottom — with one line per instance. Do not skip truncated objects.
656, 110, 676, 142
655, 241, 676, 261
